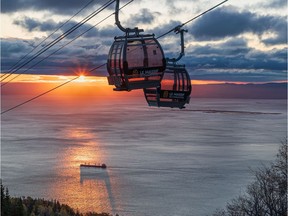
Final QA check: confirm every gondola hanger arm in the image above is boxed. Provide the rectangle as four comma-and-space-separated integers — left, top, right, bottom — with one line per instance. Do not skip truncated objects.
166, 28, 188, 64
115, 0, 144, 35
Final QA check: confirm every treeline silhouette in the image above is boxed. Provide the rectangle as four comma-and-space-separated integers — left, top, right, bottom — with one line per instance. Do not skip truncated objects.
1, 184, 116, 216
213, 139, 287, 216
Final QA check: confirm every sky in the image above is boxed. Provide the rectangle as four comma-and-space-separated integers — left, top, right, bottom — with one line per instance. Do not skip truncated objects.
0, 0, 287, 84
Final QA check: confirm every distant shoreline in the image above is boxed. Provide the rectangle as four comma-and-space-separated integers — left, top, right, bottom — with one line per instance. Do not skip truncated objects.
1, 82, 287, 99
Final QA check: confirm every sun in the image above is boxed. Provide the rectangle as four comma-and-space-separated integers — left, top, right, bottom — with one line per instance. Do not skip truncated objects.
78, 75, 86, 82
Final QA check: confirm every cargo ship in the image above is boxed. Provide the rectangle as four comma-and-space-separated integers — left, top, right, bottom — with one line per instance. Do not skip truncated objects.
80, 163, 107, 169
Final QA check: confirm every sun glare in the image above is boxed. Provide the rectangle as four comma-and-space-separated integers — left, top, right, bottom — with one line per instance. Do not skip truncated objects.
78, 75, 86, 82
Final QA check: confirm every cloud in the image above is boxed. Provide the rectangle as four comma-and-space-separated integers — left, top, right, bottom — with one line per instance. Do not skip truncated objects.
13, 16, 102, 40
151, 20, 182, 37
1, 35, 109, 76
187, 48, 286, 72
180, 37, 287, 82
1, 39, 34, 71
127, 8, 159, 27
262, 0, 287, 8
1, 0, 286, 84
1, 39, 32, 57
14, 17, 59, 32
188, 6, 287, 45
189, 38, 251, 58
1, 0, 110, 15
261, 20, 287, 45
165, 0, 190, 16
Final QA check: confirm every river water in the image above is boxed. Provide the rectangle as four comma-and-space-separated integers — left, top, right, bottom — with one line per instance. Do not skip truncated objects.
1, 97, 287, 216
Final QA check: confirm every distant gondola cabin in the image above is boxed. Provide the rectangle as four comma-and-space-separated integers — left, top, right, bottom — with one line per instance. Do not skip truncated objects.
143, 27, 192, 109
144, 64, 191, 109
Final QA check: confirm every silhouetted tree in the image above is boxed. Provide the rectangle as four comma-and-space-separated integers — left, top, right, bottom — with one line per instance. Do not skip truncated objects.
0, 182, 118, 216
213, 139, 288, 216
4, 187, 11, 216
11, 197, 24, 216
1, 182, 4, 216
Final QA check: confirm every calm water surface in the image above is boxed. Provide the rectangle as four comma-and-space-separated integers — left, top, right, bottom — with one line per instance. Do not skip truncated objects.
1, 97, 287, 216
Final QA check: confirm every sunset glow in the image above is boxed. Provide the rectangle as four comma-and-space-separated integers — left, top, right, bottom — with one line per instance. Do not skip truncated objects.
1, 74, 264, 85
1, 74, 286, 102
2, 74, 106, 83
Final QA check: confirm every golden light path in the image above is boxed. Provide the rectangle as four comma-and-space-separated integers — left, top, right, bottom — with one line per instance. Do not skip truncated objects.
49, 127, 123, 214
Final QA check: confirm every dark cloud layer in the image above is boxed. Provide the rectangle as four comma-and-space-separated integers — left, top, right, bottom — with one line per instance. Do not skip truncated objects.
189, 6, 287, 45
128, 8, 158, 26
1, 0, 111, 14
14, 17, 58, 32
13, 16, 102, 40
262, 0, 287, 8
1, 0, 287, 83
1, 38, 108, 76
179, 35, 287, 82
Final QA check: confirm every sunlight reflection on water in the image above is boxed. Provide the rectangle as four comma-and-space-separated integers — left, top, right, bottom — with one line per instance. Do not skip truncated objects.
49, 127, 122, 214
1, 98, 287, 216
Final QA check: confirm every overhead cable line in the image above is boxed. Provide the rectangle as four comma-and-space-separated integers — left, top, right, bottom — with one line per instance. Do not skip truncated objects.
1, 0, 115, 83
1, 0, 133, 87
1, 0, 98, 80
1, 0, 226, 115
1, 0, 135, 115
157, 0, 229, 39
1, 0, 114, 82
1, 62, 107, 115
1, 77, 79, 115
1, 0, 95, 80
